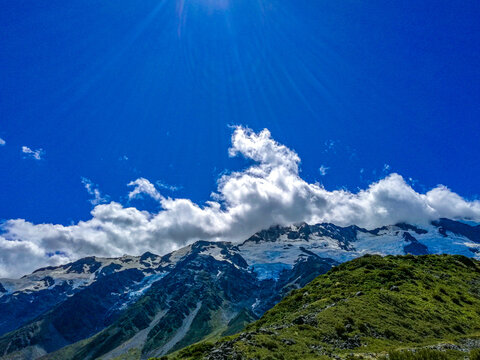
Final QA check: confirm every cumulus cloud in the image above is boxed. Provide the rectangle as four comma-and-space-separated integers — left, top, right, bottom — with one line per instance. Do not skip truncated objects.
22, 146, 44, 160
0, 138, 5, 146
1, 126, 480, 278
81, 177, 109, 206
0, 235, 70, 280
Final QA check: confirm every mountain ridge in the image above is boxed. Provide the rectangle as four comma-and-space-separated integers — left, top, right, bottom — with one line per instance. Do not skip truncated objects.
0, 218, 479, 360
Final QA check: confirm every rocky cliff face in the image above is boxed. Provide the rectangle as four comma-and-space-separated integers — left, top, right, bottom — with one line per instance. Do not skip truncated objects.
0, 218, 478, 360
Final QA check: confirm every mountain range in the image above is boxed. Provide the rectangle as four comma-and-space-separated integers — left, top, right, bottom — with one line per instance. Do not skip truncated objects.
0, 218, 479, 360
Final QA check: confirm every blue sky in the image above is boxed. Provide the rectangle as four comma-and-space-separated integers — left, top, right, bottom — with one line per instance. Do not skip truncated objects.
1, 1, 480, 243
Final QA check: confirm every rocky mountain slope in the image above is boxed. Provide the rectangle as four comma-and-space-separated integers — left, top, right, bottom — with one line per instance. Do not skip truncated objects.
174, 254, 480, 360
0, 253, 165, 337
0, 242, 336, 360
0, 218, 479, 360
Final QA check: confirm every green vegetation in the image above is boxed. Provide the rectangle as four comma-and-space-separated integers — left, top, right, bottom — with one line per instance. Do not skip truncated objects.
378, 349, 480, 360
380, 349, 449, 359
163, 255, 480, 359
110, 348, 142, 360
470, 349, 480, 360
172, 342, 215, 359
221, 308, 257, 337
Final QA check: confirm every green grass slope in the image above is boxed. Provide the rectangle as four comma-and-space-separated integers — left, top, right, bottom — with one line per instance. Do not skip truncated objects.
167, 255, 480, 359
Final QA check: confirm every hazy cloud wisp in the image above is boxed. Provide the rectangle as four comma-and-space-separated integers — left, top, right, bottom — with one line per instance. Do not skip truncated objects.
81, 177, 109, 206
22, 146, 44, 160
319, 165, 329, 176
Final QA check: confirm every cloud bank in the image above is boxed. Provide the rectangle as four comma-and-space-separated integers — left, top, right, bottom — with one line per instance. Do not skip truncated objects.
1, 126, 480, 278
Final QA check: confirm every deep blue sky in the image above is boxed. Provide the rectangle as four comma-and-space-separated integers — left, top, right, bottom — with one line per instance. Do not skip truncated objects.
1, 0, 479, 225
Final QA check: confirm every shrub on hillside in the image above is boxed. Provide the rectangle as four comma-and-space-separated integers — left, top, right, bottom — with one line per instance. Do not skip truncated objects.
470, 349, 480, 360
381, 349, 448, 360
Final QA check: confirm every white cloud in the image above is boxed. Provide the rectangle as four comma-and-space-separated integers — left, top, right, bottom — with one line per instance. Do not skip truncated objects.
1, 126, 480, 278
128, 178, 163, 202
81, 177, 109, 206
0, 138, 5, 146
0, 235, 70, 280
319, 165, 329, 176
22, 146, 44, 160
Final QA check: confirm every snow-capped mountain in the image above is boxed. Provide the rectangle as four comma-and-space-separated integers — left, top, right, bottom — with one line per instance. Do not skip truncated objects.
0, 218, 478, 360
0, 252, 169, 337
238, 218, 480, 272
0, 253, 161, 296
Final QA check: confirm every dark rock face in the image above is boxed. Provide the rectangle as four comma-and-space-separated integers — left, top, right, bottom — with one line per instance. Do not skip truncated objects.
314, 223, 359, 249
433, 218, 480, 243
140, 251, 158, 266
98, 263, 123, 277
244, 222, 358, 251
394, 223, 428, 235
42, 276, 55, 287
51, 269, 146, 343
0, 281, 74, 336
0, 258, 106, 337
64, 257, 102, 274
403, 232, 429, 255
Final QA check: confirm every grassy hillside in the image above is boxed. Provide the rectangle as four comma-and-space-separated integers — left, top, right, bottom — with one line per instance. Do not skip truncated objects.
167, 254, 480, 359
